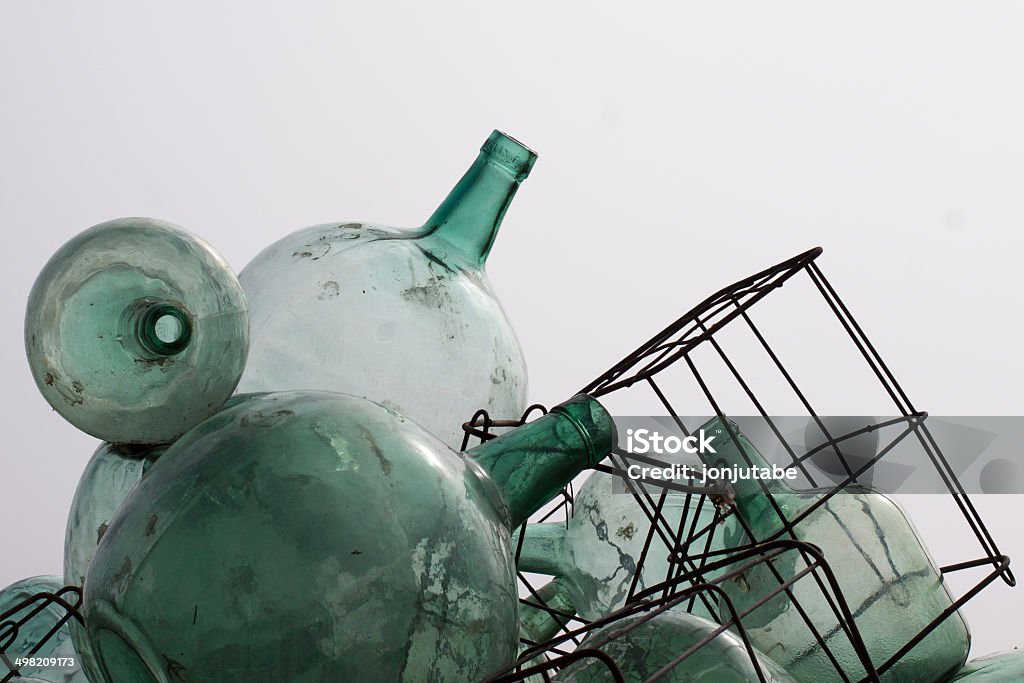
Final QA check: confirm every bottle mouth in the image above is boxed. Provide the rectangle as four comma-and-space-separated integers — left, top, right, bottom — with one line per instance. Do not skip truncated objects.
123, 299, 194, 358
480, 130, 538, 181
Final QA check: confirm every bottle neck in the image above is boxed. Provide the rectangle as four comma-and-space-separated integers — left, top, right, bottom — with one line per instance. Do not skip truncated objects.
699, 417, 793, 502
467, 395, 615, 528
512, 523, 570, 576
421, 130, 536, 268
520, 578, 576, 643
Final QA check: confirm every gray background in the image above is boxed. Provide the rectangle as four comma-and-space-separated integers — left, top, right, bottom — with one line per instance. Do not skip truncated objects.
2, 1, 1021, 660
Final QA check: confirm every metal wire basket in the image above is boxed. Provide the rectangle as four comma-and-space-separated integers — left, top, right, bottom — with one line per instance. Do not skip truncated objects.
469, 246, 1012, 682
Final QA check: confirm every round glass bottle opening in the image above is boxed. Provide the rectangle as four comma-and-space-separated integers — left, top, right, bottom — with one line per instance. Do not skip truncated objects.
136, 303, 193, 357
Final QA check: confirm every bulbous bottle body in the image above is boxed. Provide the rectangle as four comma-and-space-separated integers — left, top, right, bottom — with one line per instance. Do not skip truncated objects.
516, 470, 723, 622
82, 392, 517, 682
707, 418, 970, 683
24, 217, 249, 444
950, 650, 1024, 680
237, 131, 534, 448
81, 391, 613, 683
0, 575, 89, 682
554, 611, 796, 683
64, 442, 163, 680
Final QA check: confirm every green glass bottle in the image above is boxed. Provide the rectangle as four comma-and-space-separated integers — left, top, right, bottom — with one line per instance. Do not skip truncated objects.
517, 579, 576, 682
63, 442, 164, 681
64, 444, 165, 588
24, 217, 249, 444
514, 470, 723, 622
554, 610, 796, 682
81, 391, 614, 683
950, 650, 1024, 681
236, 131, 535, 447
0, 575, 88, 682
706, 417, 969, 683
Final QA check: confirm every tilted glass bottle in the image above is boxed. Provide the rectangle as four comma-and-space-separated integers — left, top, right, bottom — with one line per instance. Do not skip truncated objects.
553, 610, 796, 683
517, 578, 576, 682
63, 442, 164, 680
24, 217, 249, 444
236, 130, 534, 447
0, 575, 89, 682
706, 417, 969, 683
949, 650, 1024, 681
513, 470, 723, 622
82, 391, 614, 683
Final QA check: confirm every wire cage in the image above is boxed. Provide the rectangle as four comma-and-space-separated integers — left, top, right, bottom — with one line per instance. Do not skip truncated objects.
0, 585, 82, 683
468, 246, 1012, 682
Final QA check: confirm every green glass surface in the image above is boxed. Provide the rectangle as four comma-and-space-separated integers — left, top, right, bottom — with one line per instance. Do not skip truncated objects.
706, 417, 970, 683
554, 610, 796, 683
521, 578, 576, 646
236, 130, 535, 447
0, 575, 88, 682
950, 650, 1024, 681
24, 217, 249, 444
82, 392, 614, 682
517, 579, 576, 683
63, 442, 164, 680
513, 470, 723, 622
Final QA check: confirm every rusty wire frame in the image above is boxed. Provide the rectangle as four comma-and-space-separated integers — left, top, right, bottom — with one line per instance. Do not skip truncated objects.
0, 585, 83, 683
466, 246, 1012, 682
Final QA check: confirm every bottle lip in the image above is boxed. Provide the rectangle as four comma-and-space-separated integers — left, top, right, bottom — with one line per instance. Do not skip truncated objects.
480, 130, 537, 181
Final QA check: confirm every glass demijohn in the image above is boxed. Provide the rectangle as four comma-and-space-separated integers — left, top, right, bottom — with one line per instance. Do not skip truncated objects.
236, 131, 534, 447
24, 218, 249, 444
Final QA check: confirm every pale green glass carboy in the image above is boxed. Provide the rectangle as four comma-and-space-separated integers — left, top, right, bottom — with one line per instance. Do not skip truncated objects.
63, 442, 164, 680
950, 650, 1024, 681
236, 131, 534, 447
0, 575, 89, 682
513, 470, 722, 621
24, 218, 249, 444
553, 611, 796, 683
82, 392, 614, 683
706, 417, 969, 683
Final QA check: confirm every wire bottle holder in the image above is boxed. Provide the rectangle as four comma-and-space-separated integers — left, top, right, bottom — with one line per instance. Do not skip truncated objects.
468, 246, 1012, 682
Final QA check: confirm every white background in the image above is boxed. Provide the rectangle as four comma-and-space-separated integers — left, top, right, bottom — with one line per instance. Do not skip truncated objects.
2, 1, 1021, 662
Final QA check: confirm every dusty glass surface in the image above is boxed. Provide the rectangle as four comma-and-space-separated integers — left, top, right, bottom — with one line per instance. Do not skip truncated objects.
0, 575, 88, 682
81, 392, 613, 682
24, 217, 249, 444
514, 470, 722, 621
706, 417, 970, 683
237, 131, 534, 447
554, 610, 795, 682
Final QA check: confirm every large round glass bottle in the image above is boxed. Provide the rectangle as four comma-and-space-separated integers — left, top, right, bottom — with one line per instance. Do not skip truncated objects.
514, 470, 723, 622
81, 392, 614, 683
706, 417, 970, 683
63, 442, 164, 680
554, 610, 796, 682
236, 131, 534, 447
24, 217, 249, 444
950, 650, 1024, 680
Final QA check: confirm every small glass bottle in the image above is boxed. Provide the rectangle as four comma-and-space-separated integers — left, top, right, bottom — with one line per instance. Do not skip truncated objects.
553, 610, 796, 682
82, 391, 614, 683
236, 131, 535, 447
514, 470, 723, 622
24, 217, 249, 444
706, 417, 969, 683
